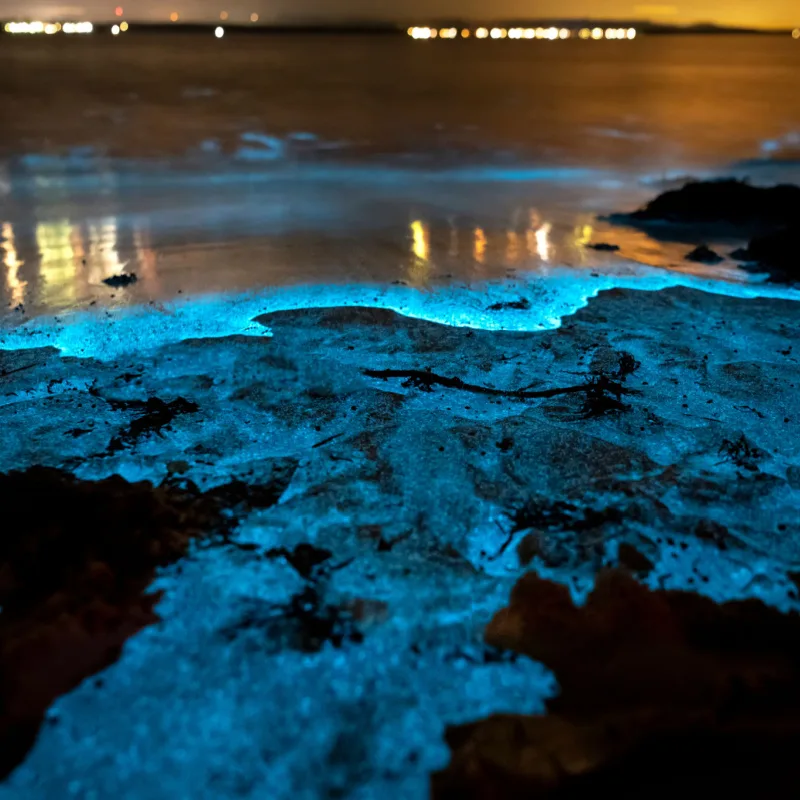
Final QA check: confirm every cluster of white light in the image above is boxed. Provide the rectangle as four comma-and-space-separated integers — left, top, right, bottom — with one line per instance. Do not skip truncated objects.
507, 26, 570, 39
111, 22, 128, 35
215, 26, 225, 38
4, 20, 93, 34
63, 21, 93, 33
408, 25, 636, 41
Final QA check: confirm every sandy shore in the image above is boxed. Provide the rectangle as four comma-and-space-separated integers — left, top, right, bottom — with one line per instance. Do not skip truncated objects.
0, 283, 799, 797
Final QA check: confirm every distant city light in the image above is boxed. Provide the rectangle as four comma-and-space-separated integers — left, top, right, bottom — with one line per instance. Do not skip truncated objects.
115, 6, 123, 16
250, 13, 259, 22
111, 24, 120, 35
65, 21, 93, 33
4, 19, 93, 34
793, 28, 800, 39
405, 25, 637, 43
220, 11, 228, 20
215, 26, 224, 38
170, 12, 179, 22
120, 21, 128, 31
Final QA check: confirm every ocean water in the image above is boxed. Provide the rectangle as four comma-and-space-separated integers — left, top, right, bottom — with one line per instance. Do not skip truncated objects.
1, 31, 799, 318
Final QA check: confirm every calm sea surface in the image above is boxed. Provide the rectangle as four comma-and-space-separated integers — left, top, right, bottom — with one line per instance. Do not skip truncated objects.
1, 32, 799, 315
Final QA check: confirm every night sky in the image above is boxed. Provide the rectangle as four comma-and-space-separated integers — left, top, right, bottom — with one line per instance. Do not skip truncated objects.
0, 1, 797, 28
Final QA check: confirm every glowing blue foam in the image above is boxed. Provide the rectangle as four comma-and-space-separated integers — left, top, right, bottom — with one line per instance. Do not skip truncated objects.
1, 261, 798, 362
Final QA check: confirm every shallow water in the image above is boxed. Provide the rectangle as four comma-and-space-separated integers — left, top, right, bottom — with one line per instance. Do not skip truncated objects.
1, 32, 799, 317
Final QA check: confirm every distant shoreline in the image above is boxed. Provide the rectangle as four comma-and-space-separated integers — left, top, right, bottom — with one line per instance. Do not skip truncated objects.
1, 22, 796, 37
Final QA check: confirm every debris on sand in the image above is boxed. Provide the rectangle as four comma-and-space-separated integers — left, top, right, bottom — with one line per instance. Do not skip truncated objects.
363, 368, 634, 409
433, 571, 800, 798
102, 273, 138, 288
0, 467, 226, 779
718, 434, 763, 472
265, 543, 334, 580
219, 586, 371, 653
106, 396, 199, 452
610, 179, 800, 228
685, 244, 724, 265
487, 298, 531, 311
586, 242, 620, 252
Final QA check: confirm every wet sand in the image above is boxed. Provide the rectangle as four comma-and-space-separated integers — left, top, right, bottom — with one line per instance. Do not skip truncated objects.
0, 282, 799, 797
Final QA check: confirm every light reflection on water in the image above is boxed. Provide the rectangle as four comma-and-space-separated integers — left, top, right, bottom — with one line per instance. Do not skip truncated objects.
0, 163, 775, 318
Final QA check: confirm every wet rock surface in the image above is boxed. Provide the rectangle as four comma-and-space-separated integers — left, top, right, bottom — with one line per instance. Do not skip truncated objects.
609, 179, 799, 282
736, 228, 796, 279
433, 571, 800, 797
0, 468, 226, 779
0, 285, 798, 797
685, 244, 724, 265
610, 179, 800, 230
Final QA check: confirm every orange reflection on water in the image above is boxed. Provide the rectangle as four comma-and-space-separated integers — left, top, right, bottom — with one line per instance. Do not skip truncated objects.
2, 222, 26, 307
506, 230, 521, 263
408, 219, 431, 283
473, 227, 487, 263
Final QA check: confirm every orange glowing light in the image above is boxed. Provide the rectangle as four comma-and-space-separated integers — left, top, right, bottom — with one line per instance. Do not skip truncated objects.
250, 12, 259, 22
115, 6, 123, 16
220, 11, 228, 20
461, 28, 470, 38
170, 11, 179, 22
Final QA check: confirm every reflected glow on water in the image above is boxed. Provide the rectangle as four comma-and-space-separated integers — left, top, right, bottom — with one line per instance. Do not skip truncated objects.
36, 220, 80, 304
473, 227, 486, 264
411, 219, 429, 262
2, 223, 25, 307
535, 222, 552, 262
0, 164, 789, 319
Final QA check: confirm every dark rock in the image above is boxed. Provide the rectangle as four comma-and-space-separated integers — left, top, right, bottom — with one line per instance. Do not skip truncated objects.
617, 542, 655, 574
586, 242, 620, 252
729, 247, 753, 261
0, 467, 225, 779
737, 228, 796, 279
102, 273, 138, 288
433, 571, 800, 798
612, 180, 800, 228
685, 244, 724, 265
